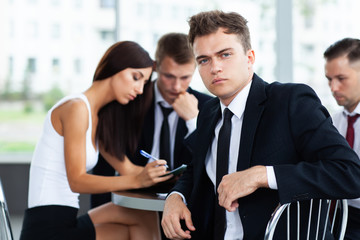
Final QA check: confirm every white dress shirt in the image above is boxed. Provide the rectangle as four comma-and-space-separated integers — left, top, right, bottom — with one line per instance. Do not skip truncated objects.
331, 104, 360, 209
150, 82, 197, 169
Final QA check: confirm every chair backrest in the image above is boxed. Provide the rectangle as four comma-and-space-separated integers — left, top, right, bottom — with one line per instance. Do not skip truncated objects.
0, 178, 14, 240
264, 199, 348, 240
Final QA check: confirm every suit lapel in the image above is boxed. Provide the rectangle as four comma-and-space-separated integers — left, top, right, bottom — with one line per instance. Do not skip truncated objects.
174, 119, 187, 168
237, 74, 267, 171
197, 99, 222, 166
142, 88, 156, 153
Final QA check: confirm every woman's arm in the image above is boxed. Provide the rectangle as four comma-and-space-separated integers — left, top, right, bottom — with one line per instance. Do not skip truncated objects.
57, 99, 172, 194
101, 150, 143, 176
100, 149, 173, 189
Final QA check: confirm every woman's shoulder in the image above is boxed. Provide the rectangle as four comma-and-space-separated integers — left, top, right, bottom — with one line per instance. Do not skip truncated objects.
53, 96, 90, 127
55, 95, 87, 112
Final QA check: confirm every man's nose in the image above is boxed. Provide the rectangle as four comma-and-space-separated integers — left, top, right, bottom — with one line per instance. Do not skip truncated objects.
173, 78, 181, 91
329, 80, 339, 92
210, 59, 221, 75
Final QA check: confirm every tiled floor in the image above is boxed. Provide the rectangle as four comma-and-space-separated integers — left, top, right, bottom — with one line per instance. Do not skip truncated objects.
10, 214, 23, 240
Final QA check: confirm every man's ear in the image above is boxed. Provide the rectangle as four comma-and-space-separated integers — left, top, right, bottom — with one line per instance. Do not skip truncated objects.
247, 49, 255, 65
153, 61, 158, 71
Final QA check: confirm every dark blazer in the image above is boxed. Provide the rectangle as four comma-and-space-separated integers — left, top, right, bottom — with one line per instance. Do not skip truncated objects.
172, 73, 360, 239
91, 82, 212, 208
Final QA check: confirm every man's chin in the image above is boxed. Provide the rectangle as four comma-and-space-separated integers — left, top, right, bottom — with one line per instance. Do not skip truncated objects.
166, 95, 178, 103
335, 100, 345, 106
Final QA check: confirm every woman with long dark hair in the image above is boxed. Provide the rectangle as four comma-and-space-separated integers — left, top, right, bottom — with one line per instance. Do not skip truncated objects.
20, 41, 172, 240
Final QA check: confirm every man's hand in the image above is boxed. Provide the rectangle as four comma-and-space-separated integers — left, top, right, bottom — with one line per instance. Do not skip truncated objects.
172, 92, 199, 121
162, 194, 195, 239
217, 166, 268, 212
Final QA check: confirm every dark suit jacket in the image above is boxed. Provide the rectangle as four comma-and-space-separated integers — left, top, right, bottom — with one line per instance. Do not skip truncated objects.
172, 73, 360, 239
91, 82, 212, 208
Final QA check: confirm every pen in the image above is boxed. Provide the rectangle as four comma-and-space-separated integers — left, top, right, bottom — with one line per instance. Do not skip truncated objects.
140, 150, 169, 168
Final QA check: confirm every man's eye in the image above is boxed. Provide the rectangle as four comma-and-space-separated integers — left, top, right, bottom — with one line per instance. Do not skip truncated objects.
198, 59, 208, 65
162, 74, 176, 80
222, 52, 231, 58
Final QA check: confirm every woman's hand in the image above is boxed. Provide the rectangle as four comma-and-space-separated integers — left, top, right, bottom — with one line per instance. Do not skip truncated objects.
135, 160, 173, 188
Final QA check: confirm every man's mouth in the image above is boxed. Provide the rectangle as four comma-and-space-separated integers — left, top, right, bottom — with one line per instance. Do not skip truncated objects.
213, 78, 226, 84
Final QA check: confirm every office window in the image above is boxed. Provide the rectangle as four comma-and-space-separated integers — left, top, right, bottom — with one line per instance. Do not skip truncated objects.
52, 58, 60, 73
74, 0, 82, 8
137, 2, 145, 16
27, 58, 36, 73
99, 30, 115, 41
9, 20, 14, 38
100, 0, 115, 8
51, 24, 61, 39
8, 57, 14, 76
74, 58, 82, 74
51, 0, 60, 6
293, 0, 360, 112
152, 33, 160, 47
26, 21, 38, 38
171, 5, 178, 19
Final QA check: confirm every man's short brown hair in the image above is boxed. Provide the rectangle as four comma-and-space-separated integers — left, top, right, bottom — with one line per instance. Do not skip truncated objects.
324, 38, 360, 63
155, 32, 195, 67
188, 10, 252, 53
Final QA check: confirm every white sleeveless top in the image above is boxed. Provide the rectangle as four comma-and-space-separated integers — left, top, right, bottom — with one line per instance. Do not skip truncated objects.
28, 94, 99, 209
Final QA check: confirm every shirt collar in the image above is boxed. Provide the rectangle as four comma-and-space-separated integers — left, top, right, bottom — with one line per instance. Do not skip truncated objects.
154, 80, 172, 108
343, 103, 360, 117
220, 80, 253, 120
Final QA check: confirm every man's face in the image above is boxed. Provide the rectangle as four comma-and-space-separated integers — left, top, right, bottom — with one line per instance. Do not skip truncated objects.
325, 55, 360, 112
193, 28, 255, 106
156, 56, 196, 104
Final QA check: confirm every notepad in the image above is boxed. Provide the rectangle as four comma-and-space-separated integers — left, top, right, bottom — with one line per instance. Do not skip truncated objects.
160, 164, 187, 177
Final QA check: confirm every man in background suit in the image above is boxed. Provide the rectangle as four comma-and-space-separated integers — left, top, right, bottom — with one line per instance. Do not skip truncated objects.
131, 32, 212, 170
91, 33, 212, 206
161, 11, 360, 240
324, 38, 360, 240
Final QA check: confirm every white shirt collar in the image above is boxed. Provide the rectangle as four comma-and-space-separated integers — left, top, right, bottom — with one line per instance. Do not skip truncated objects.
219, 80, 253, 120
343, 103, 360, 117
154, 80, 172, 108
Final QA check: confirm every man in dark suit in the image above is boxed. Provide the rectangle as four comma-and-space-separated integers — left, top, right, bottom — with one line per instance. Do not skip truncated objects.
91, 33, 212, 207
161, 11, 360, 240
324, 38, 360, 240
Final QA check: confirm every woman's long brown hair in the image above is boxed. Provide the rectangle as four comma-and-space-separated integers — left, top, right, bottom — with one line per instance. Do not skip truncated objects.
94, 41, 154, 161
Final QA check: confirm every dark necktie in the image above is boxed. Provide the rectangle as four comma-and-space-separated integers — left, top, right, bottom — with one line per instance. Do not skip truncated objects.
214, 108, 233, 239
159, 103, 173, 169
346, 114, 360, 149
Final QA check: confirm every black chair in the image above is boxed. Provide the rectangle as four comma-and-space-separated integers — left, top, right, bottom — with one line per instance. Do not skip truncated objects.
0, 178, 14, 240
264, 199, 348, 240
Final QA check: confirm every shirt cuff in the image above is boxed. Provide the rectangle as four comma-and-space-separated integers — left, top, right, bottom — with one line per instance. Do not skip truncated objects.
167, 191, 187, 205
266, 166, 278, 190
185, 117, 197, 138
